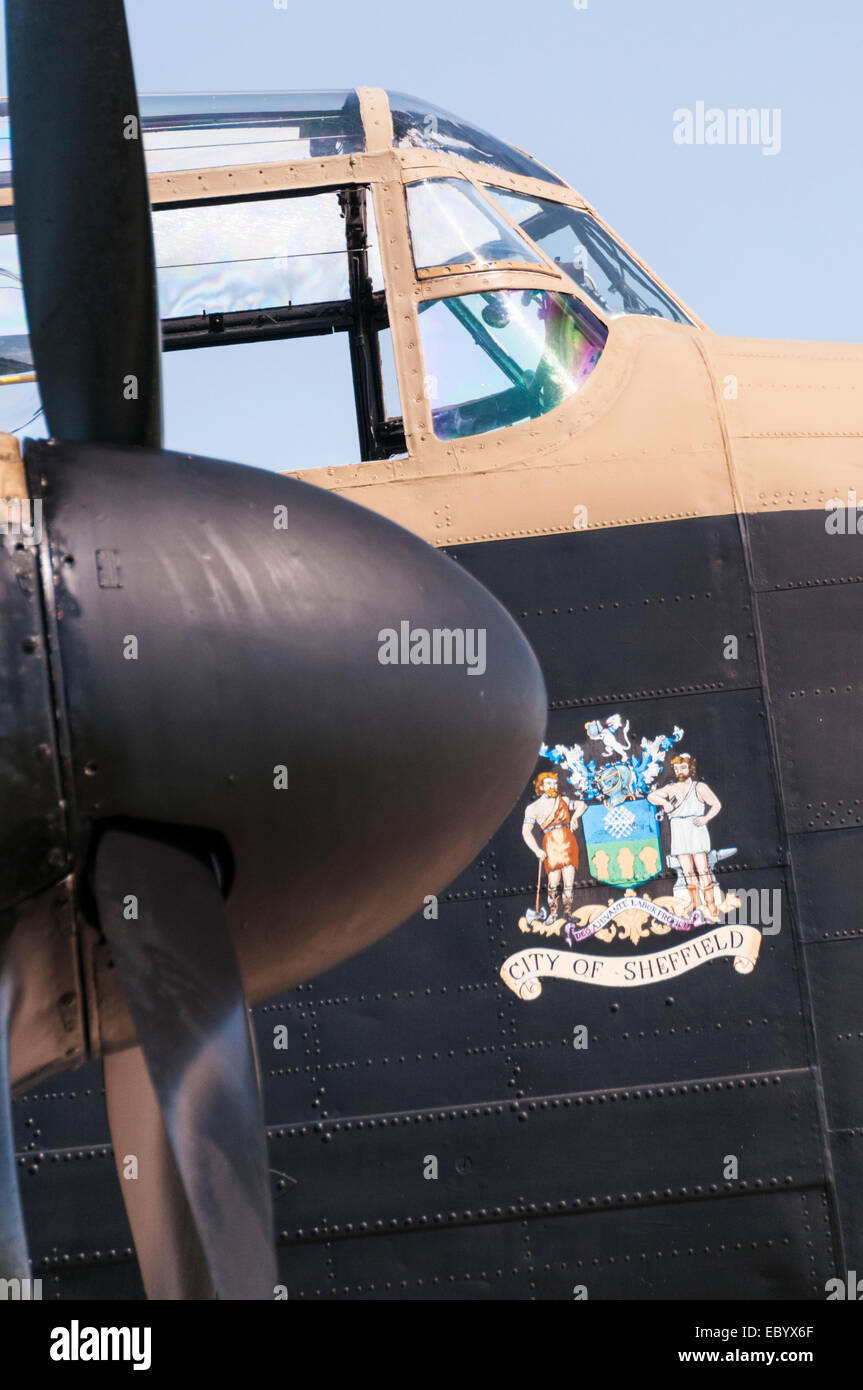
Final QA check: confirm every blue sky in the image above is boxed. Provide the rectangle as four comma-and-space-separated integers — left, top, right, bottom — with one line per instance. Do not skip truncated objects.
1, 0, 859, 466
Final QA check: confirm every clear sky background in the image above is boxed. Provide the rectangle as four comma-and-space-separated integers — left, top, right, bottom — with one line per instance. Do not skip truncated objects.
0, 0, 859, 466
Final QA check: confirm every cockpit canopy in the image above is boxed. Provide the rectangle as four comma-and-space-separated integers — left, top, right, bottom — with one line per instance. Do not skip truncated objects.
0, 90, 565, 185
387, 91, 565, 186
0, 89, 697, 463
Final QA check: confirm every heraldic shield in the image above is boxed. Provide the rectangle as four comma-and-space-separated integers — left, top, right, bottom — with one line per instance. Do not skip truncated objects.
582, 798, 663, 889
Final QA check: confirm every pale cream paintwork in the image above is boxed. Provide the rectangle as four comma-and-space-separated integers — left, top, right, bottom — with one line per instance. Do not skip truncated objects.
698, 334, 863, 522
0, 428, 26, 496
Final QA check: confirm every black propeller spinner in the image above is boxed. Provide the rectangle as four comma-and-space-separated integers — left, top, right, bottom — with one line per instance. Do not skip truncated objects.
0, 1, 546, 1297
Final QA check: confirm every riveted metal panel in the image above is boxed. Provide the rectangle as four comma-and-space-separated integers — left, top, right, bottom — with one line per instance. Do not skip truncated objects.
803, 938, 863, 1132
747, 507, 863, 592
263, 1069, 827, 1244
40, 1260, 145, 1302
12, 1059, 109, 1152
252, 996, 322, 1127
447, 517, 759, 705
283, 1222, 529, 1300
829, 1130, 863, 1274
286, 900, 511, 1118
276, 1190, 837, 1301
274, 1239, 338, 1300
20, 1144, 129, 1267
758, 584, 863, 834
302, 896, 499, 1001
525, 1190, 835, 1300
790, 827, 863, 943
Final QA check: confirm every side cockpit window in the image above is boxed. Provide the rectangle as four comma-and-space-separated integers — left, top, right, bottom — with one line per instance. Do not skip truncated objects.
140, 92, 365, 173
0, 184, 400, 464
406, 178, 543, 275
155, 192, 355, 316
154, 187, 401, 468
484, 187, 693, 324
418, 288, 606, 441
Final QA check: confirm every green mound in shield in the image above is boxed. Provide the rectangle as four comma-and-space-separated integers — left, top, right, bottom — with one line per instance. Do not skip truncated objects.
582, 800, 663, 888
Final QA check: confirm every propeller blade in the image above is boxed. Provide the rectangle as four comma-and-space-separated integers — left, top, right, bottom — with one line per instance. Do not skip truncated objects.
0, 947, 28, 1280
104, 1046, 216, 1300
5, 0, 162, 446
93, 827, 276, 1300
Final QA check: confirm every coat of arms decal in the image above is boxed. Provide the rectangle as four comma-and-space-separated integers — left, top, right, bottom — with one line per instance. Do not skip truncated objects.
501, 715, 761, 997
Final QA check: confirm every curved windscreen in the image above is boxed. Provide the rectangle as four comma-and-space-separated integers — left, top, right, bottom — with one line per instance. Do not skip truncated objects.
484, 187, 693, 324
406, 178, 544, 273
418, 288, 606, 441
388, 92, 564, 186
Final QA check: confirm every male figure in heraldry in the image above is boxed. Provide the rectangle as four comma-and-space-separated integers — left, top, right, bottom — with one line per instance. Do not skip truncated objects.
522, 770, 587, 919
647, 752, 722, 920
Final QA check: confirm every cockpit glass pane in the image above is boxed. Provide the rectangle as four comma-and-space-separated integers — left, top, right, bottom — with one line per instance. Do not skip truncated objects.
418, 288, 606, 441
388, 92, 564, 186
484, 188, 693, 324
365, 193, 384, 293
0, 228, 45, 438
406, 178, 543, 272
139, 91, 363, 172
0, 113, 10, 190
0, 236, 29, 366
0, 179, 378, 438
154, 192, 350, 318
